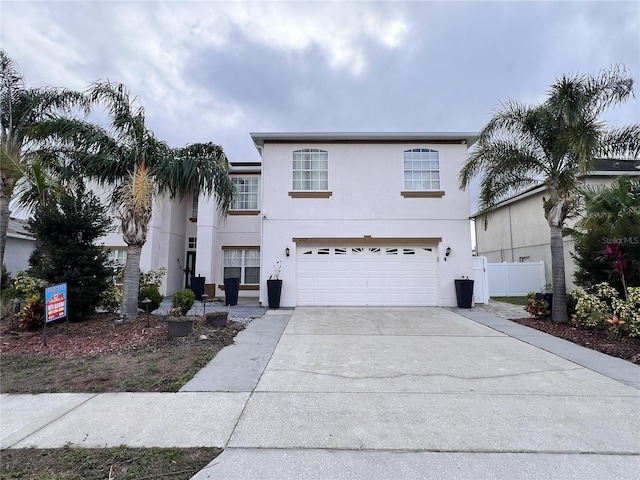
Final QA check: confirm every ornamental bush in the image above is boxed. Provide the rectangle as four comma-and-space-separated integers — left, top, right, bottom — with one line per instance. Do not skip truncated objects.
569, 282, 640, 337
138, 285, 163, 313
99, 284, 122, 313
171, 288, 195, 316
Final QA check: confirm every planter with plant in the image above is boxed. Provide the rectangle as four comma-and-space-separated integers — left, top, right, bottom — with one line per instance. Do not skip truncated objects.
172, 288, 196, 315
267, 261, 283, 309
166, 310, 195, 338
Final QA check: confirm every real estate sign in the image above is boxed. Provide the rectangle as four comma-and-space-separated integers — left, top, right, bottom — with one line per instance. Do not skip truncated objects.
45, 283, 67, 323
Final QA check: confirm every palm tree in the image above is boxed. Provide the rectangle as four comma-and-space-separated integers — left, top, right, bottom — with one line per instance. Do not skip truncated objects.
459, 67, 640, 322
0, 50, 88, 265
55, 81, 235, 320
571, 175, 640, 294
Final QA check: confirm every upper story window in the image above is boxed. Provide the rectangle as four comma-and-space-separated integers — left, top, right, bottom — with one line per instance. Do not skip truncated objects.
231, 177, 259, 210
293, 149, 328, 191
403, 148, 440, 190
191, 193, 198, 219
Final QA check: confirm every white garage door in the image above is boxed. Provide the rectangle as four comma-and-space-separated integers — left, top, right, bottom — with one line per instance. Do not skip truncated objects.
297, 246, 438, 306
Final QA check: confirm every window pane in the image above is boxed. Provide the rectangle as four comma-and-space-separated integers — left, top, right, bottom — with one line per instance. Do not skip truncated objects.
224, 250, 243, 266
244, 267, 260, 284
192, 194, 198, 218
231, 177, 259, 210
292, 149, 328, 191
245, 250, 260, 266
224, 266, 241, 279
403, 148, 440, 191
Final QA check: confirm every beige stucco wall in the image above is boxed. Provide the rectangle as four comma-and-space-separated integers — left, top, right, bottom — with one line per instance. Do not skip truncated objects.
474, 173, 639, 293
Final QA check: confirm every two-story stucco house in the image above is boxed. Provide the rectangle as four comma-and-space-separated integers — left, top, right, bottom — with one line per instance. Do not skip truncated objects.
103, 132, 478, 308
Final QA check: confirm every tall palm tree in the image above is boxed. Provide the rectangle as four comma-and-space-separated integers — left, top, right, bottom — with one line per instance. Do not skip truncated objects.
459, 67, 640, 322
55, 81, 235, 320
0, 50, 88, 265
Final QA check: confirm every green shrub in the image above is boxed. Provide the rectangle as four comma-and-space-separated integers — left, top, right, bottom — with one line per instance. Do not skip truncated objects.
27, 184, 113, 322
138, 286, 163, 313
99, 284, 122, 313
18, 296, 44, 331
570, 283, 640, 337
171, 289, 195, 316
13, 271, 45, 299
140, 267, 167, 289
1, 285, 18, 304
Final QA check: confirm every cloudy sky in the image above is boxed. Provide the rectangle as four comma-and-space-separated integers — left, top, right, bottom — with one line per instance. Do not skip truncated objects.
2, 0, 639, 183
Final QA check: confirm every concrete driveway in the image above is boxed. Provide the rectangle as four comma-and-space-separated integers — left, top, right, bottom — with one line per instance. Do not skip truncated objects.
194, 306, 639, 479
2, 306, 638, 478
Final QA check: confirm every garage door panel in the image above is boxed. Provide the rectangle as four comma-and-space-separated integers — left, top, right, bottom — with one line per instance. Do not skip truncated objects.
297, 245, 438, 306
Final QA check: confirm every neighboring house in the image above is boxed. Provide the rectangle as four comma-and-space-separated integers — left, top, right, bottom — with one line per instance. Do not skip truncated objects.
472, 159, 640, 291
101, 132, 478, 307
4, 217, 35, 276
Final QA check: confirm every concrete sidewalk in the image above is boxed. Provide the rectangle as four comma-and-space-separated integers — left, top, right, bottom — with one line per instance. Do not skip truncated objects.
2, 305, 639, 479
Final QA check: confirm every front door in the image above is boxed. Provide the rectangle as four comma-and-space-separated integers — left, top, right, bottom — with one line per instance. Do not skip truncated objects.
185, 251, 196, 288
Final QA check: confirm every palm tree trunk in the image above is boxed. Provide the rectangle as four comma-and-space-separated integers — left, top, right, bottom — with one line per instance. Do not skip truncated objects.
121, 244, 142, 320
549, 225, 568, 323
0, 189, 11, 267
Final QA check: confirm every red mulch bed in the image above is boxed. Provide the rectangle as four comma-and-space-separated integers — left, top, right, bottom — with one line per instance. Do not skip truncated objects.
512, 317, 640, 365
0, 313, 169, 357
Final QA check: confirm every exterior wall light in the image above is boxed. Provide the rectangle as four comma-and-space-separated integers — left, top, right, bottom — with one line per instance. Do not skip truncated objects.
445, 246, 451, 261
285, 247, 290, 257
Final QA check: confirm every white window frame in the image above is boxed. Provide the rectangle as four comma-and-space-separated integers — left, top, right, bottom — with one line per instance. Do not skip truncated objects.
107, 248, 127, 267
231, 177, 259, 210
292, 149, 329, 191
403, 148, 440, 191
223, 249, 260, 284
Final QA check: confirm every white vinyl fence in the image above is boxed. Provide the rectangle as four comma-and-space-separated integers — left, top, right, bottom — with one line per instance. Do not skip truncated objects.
472, 256, 490, 304
488, 261, 546, 297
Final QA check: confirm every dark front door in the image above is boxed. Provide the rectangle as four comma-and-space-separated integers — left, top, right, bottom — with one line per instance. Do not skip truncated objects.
185, 251, 196, 288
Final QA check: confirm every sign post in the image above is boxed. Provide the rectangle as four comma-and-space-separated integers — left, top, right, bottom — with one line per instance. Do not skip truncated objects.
43, 283, 68, 346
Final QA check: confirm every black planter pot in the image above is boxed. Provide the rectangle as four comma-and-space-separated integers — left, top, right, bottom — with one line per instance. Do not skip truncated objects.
190, 276, 205, 301
455, 279, 474, 308
167, 319, 194, 338
267, 279, 283, 309
224, 277, 240, 306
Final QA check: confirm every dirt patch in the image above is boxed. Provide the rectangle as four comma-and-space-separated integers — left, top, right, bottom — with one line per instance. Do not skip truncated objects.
0, 313, 245, 393
512, 317, 640, 365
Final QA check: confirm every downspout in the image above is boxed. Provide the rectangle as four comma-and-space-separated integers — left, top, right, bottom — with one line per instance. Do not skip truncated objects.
259, 147, 265, 307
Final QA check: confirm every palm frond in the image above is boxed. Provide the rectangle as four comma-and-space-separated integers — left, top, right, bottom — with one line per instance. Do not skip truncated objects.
158, 142, 235, 217
584, 65, 635, 117
597, 124, 640, 159
12, 152, 63, 215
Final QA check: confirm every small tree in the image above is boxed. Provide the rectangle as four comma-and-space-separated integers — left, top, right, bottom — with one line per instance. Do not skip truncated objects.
28, 183, 113, 322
